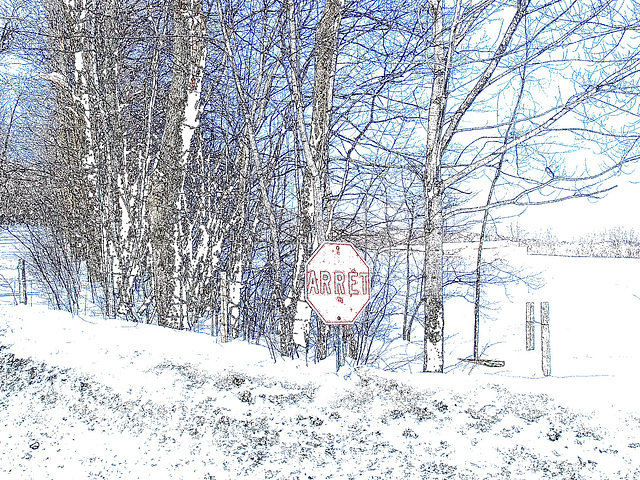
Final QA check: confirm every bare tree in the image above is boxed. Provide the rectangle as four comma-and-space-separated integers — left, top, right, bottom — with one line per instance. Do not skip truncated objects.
415, 0, 640, 372
5, 0, 640, 373
149, 0, 206, 329
282, 0, 345, 359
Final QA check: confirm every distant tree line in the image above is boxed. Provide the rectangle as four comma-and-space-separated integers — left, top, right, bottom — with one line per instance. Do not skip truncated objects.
518, 227, 640, 259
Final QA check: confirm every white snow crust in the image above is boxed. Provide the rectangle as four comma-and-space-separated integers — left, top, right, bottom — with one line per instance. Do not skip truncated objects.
1, 230, 639, 479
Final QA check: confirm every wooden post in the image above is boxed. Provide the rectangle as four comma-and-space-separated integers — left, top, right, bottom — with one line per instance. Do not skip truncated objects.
212, 311, 218, 337
210, 275, 218, 337
541, 301, 550, 376
526, 302, 535, 351
220, 272, 229, 343
17, 258, 27, 305
105, 256, 116, 318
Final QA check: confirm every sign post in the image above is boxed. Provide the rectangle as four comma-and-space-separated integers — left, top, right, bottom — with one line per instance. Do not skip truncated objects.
305, 242, 370, 370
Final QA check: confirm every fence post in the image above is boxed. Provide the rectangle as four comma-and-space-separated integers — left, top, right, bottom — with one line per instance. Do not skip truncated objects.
17, 258, 27, 305
541, 301, 550, 376
220, 271, 229, 343
526, 301, 535, 351
212, 311, 218, 337
105, 256, 116, 319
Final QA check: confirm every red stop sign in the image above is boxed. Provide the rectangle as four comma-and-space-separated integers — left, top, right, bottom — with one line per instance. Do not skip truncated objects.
305, 242, 370, 325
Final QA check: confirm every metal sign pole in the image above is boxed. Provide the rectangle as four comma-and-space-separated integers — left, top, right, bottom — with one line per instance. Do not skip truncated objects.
304, 242, 371, 371
336, 325, 344, 371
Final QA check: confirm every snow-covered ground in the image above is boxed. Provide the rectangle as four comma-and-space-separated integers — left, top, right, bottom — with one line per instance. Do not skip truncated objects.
1, 229, 639, 479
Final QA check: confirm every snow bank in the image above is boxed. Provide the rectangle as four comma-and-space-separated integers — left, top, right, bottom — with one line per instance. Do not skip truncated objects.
2, 303, 640, 479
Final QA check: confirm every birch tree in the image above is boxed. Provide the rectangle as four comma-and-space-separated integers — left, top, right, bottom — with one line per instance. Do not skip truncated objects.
41, 0, 103, 284
148, 0, 206, 329
8, 0, 640, 369
282, 0, 345, 359
37, 0, 174, 320
209, 0, 284, 341
419, 0, 640, 372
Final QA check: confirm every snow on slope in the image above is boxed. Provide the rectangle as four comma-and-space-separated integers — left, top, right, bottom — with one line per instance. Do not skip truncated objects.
1, 301, 640, 479
445, 253, 640, 415
1, 225, 640, 479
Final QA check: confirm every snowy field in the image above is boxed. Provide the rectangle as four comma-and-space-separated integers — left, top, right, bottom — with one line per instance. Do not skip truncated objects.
1, 229, 640, 479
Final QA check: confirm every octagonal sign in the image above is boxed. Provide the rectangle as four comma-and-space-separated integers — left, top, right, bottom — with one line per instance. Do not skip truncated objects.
305, 242, 370, 325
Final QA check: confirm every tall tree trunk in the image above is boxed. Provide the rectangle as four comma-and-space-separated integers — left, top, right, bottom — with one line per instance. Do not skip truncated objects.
149, 0, 206, 329
95, 0, 125, 318
402, 210, 415, 342
423, 0, 447, 373
284, 0, 344, 360
423, 186, 445, 373
473, 63, 527, 359
49, 0, 102, 284
227, 141, 251, 338
422, 0, 529, 372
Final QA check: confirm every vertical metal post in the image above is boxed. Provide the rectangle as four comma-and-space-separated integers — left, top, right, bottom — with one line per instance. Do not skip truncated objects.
541, 301, 550, 376
336, 325, 344, 372
346, 324, 357, 359
526, 301, 535, 351
17, 258, 27, 305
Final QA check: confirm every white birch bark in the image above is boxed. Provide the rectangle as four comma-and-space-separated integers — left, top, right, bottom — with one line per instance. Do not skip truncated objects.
285, 0, 344, 359
219, 271, 229, 342
64, 0, 96, 184
422, 0, 448, 373
422, 0, 530, 372
227, 142, 250, 338
46, 0, 104, 293
44, 0, 133, 317
97, 0, 124, 318
149, 0, 206, 329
